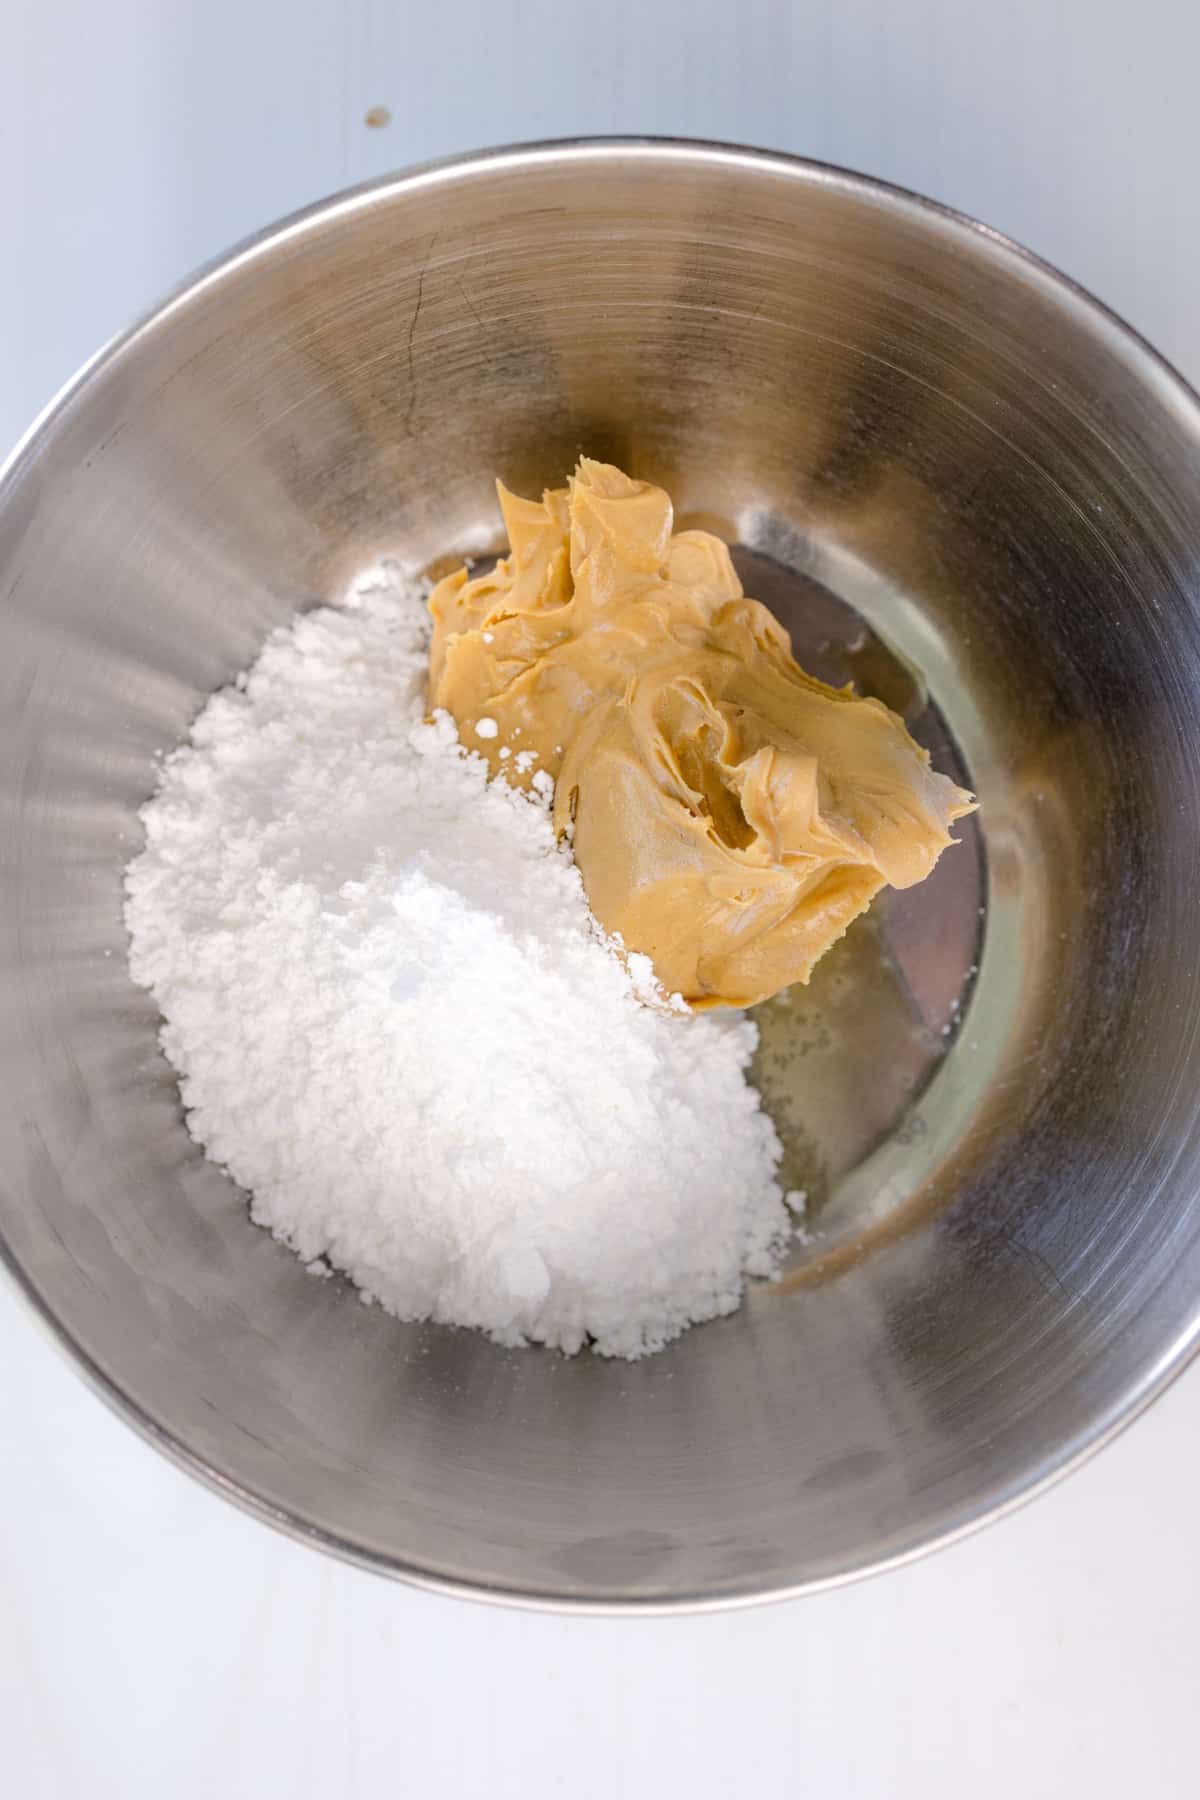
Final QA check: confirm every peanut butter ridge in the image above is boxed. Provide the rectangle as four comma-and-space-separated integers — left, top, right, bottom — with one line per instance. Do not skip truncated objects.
428, 460, 975, 1008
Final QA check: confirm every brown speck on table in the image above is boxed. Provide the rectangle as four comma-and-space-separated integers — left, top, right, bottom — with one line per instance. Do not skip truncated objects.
364, 105, 391, 129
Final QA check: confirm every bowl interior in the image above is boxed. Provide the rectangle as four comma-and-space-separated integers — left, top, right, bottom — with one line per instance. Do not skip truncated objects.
3, 143, 1200, 1607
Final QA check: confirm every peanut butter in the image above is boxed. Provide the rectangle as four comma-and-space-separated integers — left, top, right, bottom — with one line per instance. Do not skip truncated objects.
429, 460, 975, 1009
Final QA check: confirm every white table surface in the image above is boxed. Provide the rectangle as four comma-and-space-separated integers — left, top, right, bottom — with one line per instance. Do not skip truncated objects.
4, 3, 1199, 1794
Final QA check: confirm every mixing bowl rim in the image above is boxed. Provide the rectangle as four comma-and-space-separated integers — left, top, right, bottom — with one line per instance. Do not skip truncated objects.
6, 133, 1200, 498
3, 135, 1199, 1612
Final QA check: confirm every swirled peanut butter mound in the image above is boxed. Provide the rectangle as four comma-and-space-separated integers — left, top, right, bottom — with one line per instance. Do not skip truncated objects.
429, 460, 975, 1009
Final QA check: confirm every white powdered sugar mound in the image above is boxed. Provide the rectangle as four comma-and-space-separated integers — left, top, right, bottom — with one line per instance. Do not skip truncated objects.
124, 569, 793, 1358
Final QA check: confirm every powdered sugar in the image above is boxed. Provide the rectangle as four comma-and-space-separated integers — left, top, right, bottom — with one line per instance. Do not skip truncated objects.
124, 569, 792, 1357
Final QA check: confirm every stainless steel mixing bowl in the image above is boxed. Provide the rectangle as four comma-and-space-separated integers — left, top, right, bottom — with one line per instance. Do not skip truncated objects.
3, 141, 1200, 1610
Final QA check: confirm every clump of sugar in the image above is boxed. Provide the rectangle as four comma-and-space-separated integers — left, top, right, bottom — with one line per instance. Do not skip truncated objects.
124, 569, 791, 1358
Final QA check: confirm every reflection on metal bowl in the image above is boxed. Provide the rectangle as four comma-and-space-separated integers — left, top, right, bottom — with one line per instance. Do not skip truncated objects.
2, 140, 1199, 1609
